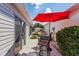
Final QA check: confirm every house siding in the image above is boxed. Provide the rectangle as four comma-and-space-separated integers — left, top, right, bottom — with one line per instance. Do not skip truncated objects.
0, 3, 32, 56
0, 4, 15, 56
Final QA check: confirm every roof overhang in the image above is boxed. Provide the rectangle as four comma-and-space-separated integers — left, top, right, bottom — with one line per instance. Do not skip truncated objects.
7, 3, 33, 27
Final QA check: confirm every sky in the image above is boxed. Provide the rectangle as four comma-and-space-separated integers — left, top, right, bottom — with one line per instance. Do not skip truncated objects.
24, 3, 74, 24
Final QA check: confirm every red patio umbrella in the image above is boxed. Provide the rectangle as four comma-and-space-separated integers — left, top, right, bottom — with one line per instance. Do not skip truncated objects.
33, 11, 70, 35
33, 11, 70, 52
34, 11, 70, 22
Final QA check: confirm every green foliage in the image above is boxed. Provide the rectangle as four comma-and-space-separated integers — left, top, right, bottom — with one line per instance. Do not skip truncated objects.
33, 23, 45, 29
32, 32, 38, 35
56, 26, 79, 56
30, 32, 39, 39
30, 35, 38, 39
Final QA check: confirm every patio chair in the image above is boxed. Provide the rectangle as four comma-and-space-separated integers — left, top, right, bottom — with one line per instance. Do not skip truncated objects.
38, 35, 52, 56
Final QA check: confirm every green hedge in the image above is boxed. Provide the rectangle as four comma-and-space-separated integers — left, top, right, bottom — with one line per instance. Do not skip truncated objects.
56, 26, 79, 56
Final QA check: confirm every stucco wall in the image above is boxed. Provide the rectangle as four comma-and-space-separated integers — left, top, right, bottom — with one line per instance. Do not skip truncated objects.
45, 9, 79, 33
45, 9, 79, 41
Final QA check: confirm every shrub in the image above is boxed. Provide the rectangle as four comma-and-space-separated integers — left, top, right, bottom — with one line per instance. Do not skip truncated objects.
56, 26, 79, 56
30, 35, 38, 39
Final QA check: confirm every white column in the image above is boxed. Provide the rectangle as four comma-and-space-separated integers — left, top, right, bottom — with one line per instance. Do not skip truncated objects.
25, 25, 30, 47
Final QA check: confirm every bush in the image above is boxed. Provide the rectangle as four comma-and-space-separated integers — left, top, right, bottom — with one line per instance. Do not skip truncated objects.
56, 26, 79, 56
30, 35, 38, 39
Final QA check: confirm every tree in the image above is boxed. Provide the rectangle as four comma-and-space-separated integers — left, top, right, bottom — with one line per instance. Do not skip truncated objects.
33, 23, 45, 29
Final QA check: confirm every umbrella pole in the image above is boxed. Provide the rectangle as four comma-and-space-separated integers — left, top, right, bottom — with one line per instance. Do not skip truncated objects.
48, 14, 51, 44
48, 21, 51, 47
47, 15, 52, 56
48, 14, 51, 45
47, 21, 51, 56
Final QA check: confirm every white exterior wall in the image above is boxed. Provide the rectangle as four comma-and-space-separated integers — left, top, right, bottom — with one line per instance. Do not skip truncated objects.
45, 9, 79, 41
25, 25, 30, 47
45, 10, 79, 33
0, 4, 15, 56
0, 3, 32, 56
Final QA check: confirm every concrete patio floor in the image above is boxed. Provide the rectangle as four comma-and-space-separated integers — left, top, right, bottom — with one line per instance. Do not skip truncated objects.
18, 39, 62, 56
